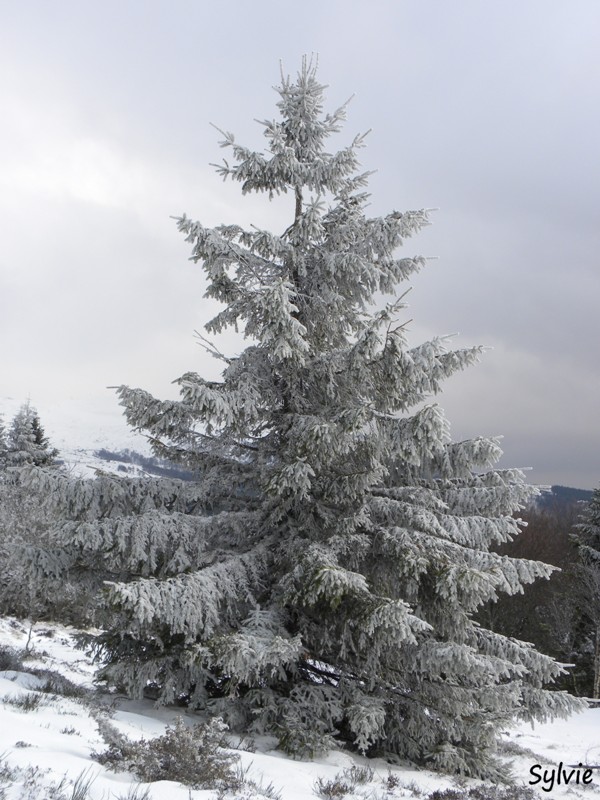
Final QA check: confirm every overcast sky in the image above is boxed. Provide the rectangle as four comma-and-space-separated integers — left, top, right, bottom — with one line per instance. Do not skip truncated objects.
1, 1, 598, 488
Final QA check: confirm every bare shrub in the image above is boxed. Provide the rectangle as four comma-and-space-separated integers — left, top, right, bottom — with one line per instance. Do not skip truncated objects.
93, 715, 240, 791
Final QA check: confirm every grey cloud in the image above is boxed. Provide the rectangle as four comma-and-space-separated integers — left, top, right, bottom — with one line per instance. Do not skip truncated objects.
1, 0, 598, 488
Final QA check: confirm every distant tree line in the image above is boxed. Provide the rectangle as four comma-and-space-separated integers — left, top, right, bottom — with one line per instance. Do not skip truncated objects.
478, 489, 600, 698
94, 447, 196, 481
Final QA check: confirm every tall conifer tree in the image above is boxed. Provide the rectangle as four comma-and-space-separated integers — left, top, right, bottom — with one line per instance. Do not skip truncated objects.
32, 60, 580, 777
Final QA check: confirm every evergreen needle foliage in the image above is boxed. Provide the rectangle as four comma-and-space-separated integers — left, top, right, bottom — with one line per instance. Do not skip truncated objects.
5, 402, 59, 468
0, 403, 68, 622
25, 59, 581, 777
573, 484, 600, 697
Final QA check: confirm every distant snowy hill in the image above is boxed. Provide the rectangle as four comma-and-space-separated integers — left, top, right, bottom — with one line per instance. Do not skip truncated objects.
537, 485, 594, 512
0, 393, 191, 480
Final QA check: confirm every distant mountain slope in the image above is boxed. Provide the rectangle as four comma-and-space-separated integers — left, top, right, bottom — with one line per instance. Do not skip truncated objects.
536, 484, 594, 513
1, 394, 143, 478
1, 394, 194, 480
93, 447, 195, 480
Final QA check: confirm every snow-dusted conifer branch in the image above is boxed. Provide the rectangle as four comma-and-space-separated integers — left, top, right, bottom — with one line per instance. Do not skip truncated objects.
27, 58, 583, 778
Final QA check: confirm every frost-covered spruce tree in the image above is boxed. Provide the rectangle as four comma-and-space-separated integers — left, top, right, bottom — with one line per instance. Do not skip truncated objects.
7, 402, 59, 467
0, 405, 72, 621
31, 60, 580, 777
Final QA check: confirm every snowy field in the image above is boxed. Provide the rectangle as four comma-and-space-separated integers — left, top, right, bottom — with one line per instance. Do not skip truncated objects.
0, 618, 599, 799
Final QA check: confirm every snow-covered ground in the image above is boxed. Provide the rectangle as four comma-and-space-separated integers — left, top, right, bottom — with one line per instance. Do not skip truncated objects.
0, 618, 598, 800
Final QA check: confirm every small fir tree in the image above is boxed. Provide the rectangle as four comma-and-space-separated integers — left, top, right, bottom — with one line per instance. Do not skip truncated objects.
29, 60, 581, 777
6, 402, 59, 467
0, 403, 68, 621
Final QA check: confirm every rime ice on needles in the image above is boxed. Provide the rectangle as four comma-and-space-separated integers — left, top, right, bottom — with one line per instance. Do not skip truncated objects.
26, 58, 582, 778
5, 402, 59, 468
